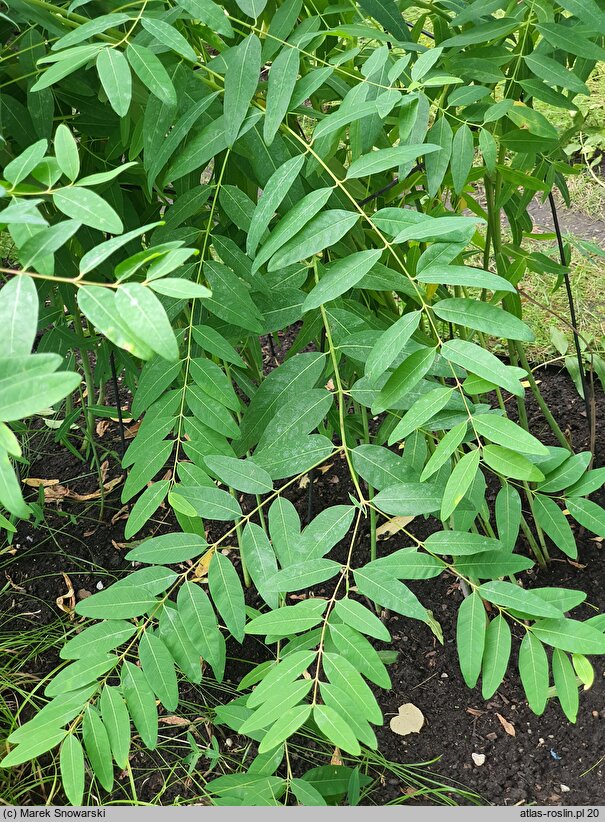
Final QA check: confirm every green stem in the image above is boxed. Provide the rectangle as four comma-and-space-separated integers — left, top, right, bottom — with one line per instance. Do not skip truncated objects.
360, 404, 377, 561
520, 514, 547, 569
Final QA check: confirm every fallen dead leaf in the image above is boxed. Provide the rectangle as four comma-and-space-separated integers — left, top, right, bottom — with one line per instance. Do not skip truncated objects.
330, 748, 342, 766
96, 420, 110, 438
159, 716, 190, 726
124, 421, 140, 438
56, 573, 76, 619
23, 478, 60, 488
111, 505, 129, 525
298, 474, 310, 490
376, 516, 415, 540
191, 547, 215, 581
496, 712, 516, 737
112, 540, 129, 551
77, 589, 92, 600
389, 703, 425, 736
317, 462, 333, 475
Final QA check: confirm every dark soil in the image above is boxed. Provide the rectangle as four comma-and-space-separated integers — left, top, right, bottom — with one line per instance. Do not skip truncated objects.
2, 364, 605, 807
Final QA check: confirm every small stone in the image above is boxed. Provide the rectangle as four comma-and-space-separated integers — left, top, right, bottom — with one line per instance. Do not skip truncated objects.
539, 738, 545, 744
225, 738, 233, 748
96, 580, 104, 590
592, 711, 599, 718
472, 753, 486, 767
440, 672, 448, 678
486, 732, 497, 741
560, 785, 570, 793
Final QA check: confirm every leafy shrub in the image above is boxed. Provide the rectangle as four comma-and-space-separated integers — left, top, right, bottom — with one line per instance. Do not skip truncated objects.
2, 0, 605, 805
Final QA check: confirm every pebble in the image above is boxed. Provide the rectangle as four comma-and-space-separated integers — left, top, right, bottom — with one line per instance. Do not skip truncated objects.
560, 785, 570, 793
440, 673, 448, 678
96, 580, 104, 590
472, 753, 486, 766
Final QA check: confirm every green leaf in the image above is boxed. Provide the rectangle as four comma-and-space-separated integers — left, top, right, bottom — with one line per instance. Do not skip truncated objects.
79, 222, 161, 276
126, 44, 176, 105
204, 261, 264, 333
60, 735, 85, 806
75, 586, 158, 620
53, 187, 123, 234
373, 347, 436, 414
424, 530, 502, 556
388, 385, 453, 444
441, 449, 480, 521
192, 325, 246, 368
237, 352, 326, 453
319, 683, 377, 750
176, 485, 241, 520
524, 53, 589, 96
141, 17, 197, 62
252, 188, 333, 273
374, 482, 442, 516
208, 551, 246, 642
478, 581, 563, 619
420, 421, 466, 481
482, 445, 544, 482
290, 778, 327, 806
538, 452, 592, 493
481, 615, 511, 699
323, 653, 383, 724
346, 144, 439, 179
268, 210, 359, 271
442, 339, 525, 398
451, 124, 473, 195
115, 283, 179, 361
139, 631, 179, 711
4, 139, 47, 185
0, 449, 29, 518
267, 559, 342, 592
416, 265, 516, 292
224, 35, 261, 147
358, 0, 410, 41
100, 685, 131, 769
365, 311, 422, 384
177, 582, 223, 678
121, 661, 158, 750
241, 522, 279, 609
241, 679, 313, 734
456, 591, 486, 688
313, 705, 360, 756
258, 705, 312, 754
31, 45, 104, 92
125, 482, 170, 539
425, 117, 452, 197
0, 728, 67, 768
19, 219, 81, 270
433, 299, 534, 342
552, 649, 579, 723
96, 48, 131, 117
533, 495, 577, 560
264, 47, 299, 146
205, 455, 273, 494
351, 445, 414, 491
176, 0, 233, 37
245, 599, 328, 637
247, 155, 304, 257
0, 276, 37, 357
333, 598, 391, 642
495, 484, 521, 553
454, 551, 533, 579
82, 707, 114, 792
149, 278, 211, 300
61, 620, 136, 660
0, 367, 80, 423
567, 498, 605, 538
303, 250, 382, 311
54, 124, 79, 181
531, 618, 605, 655
518, 632, 549, 715
369, 548, 444, 580
472, 414, 548, 456
354, 566, 428, 623
327, 623, 391, 689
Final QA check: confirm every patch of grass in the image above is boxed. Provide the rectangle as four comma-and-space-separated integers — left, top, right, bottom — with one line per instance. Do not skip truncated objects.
520, 246, 605, 362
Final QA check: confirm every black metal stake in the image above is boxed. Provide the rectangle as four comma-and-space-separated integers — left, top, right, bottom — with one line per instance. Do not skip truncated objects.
547, 192, 593, 441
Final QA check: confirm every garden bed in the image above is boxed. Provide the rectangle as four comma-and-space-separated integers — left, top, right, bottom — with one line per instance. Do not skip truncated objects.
3, 364, 604, 807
